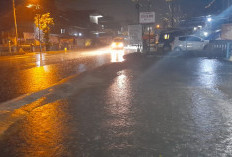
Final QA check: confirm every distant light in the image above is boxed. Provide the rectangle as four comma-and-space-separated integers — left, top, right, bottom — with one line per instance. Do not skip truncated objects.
74, 33, 78, 36
26, 4, 33, 8
79, 33, 82, 36
193, 27, 197, 31
95, 15, 103, 18
90, 15, 103, 18
203, 32, 209, 36
207, 17, 212, 22
26, 4, 40, 9
61, 29, 65, 34
156, 24, 160, 29
147, 26, 152, 31
164, 34, 170, 39
198, 25, 202, 29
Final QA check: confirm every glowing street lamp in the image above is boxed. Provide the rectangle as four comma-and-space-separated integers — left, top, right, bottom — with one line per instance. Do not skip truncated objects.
27, 4, 42, 52
26, 4, 40, 9
26, 4, 34, 8
207, 17, 212, 22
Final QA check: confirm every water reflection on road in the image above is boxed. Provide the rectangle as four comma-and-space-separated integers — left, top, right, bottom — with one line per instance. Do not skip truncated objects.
2, 56, 232, 156
18, 65, 57, 93
106, 70, 133, 126
110, 50, 125, 63
0, 47, 127, 103
197, 59, 219, 88
35, 53, 45, 67
104, 70, 136, 151
4, 100, 71, 156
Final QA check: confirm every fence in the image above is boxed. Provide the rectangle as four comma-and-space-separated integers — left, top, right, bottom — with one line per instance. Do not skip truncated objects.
0, 45, 44, 55
205, 40, 232, 58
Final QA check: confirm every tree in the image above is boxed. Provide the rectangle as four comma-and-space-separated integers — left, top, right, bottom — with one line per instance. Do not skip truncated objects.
34, 13, 54, 50
162, 0, 186, 28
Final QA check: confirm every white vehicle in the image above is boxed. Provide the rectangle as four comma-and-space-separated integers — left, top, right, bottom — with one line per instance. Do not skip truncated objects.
172, 35, 209, 51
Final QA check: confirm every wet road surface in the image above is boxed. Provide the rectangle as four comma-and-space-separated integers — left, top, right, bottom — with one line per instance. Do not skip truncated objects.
0, 47, 126, 103
1, 54, 232, 156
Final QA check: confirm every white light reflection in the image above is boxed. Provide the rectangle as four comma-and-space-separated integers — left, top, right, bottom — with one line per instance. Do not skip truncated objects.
111, 50, 125, 63
81, 49, 110, 56
190, 59, 232, 155
198, 59, 218, 88
106, 70, 133, 127
190, 59, 219, 132
36, 53, 45, 67
77, 64, 86, 73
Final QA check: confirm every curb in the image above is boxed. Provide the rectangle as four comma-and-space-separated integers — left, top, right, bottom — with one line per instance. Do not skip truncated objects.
223, 57, 232, 63
229, 56, 232, 61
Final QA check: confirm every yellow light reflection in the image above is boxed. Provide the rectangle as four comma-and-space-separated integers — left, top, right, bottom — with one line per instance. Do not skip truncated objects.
18, 65, 58, 94
111, 50, 125, 63
16, 100, 70, 156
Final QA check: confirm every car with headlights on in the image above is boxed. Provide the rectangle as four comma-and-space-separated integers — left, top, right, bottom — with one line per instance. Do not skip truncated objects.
111, 38, 124, 50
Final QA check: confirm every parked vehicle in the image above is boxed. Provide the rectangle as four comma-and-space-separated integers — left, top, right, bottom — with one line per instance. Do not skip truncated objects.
157, 29, 189, 52
172, 35, 209, 51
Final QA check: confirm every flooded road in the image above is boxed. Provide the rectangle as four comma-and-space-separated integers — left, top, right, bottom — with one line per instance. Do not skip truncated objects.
0, 47, 126, 103
1, 54, 232, 156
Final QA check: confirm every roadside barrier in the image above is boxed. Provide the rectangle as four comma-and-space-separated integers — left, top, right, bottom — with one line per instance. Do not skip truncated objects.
205, 40, 232, 58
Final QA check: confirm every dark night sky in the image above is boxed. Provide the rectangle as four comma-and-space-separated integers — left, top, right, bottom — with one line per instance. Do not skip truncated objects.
56, 0, 223, 23
57, 0, 142, 23
0, 0, 225, 23
56, 0, 173, 23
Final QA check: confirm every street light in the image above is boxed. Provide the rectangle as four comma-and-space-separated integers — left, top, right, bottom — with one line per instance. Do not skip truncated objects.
207, 17, 212, 22
12, 0, 18, 52
27, 4, 42, 53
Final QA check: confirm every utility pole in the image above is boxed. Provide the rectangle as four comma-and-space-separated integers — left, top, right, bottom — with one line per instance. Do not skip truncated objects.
148, 0, 151, 53
12, 0, 18, 52
37, 14, 42, 53
136, 1, 140, 24
136, 0, 142, 52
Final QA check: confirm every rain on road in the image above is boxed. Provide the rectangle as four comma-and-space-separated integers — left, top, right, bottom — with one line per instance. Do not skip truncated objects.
0, 47, 125, 103
1, 52, 232, 156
